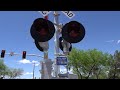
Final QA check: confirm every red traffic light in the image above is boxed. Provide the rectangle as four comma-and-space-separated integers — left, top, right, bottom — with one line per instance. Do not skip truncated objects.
30, 18, 55, 42
1, 50, 5, 58
62, 21, 85, 43
22, 51, 26, 59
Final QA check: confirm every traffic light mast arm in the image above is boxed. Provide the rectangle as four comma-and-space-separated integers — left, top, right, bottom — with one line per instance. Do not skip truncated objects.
27, 54, 44, 58
5, 53, 20, 56
2, 52, 44, 58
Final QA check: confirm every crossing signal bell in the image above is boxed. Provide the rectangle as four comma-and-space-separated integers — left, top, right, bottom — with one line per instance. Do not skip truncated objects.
22, 51, 26, 59
30, 18, 55, 42
59, 37, 72, 52
62, 21, 85, 43
34, 40, 44, 52
1, 50, 5, 58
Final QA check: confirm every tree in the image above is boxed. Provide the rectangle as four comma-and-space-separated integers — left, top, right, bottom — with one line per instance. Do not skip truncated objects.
7, 68, 24, 79
67, 48, 112, 79
0, 59, 24, 79
0, 59, 8, 79
108, 50, 120, 79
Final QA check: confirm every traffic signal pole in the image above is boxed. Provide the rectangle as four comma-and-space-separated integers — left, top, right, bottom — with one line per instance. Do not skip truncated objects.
53, 11, 60, 78
33, 62, 35, 79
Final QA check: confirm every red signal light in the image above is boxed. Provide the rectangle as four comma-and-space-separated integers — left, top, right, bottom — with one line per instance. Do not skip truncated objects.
69, 30, 79, 38
1, 50, 5, 58
30, 18, 55, 42
22, 51, 26, 59
38, 28, 48, 36
62, 21, 85, 43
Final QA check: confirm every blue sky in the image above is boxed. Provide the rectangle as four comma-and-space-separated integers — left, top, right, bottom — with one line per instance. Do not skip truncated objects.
0, 11, 120, 79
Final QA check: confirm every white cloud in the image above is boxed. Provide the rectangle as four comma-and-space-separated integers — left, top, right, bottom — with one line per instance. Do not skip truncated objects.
35, 63, 40, 66
18, 59, 31, 64
105, 40, 120, 44
105, 40, 114, 43
117, 40, 120, 44
32, 60, 39, 63
31, 60, 40, 66
23, 72, 33, 75
18, 59, 40, 66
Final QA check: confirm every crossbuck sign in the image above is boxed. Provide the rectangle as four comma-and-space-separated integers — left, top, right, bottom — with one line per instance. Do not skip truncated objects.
38, 11, 75, 19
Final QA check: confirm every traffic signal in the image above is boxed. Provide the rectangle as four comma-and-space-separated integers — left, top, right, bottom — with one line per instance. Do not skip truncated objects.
59, 37, 72, 52
1, 50, 5, 58
62, 21, 85, 43
30, 18, 55, 42
22, 51, 26, 59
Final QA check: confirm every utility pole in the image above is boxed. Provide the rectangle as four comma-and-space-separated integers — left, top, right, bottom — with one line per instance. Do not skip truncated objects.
53, 11, 60, 78
33, 62, 35, 79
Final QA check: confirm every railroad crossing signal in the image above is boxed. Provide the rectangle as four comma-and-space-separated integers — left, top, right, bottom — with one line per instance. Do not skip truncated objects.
35, 11, 86, 79
62, 21, 85, 43
33, 11, 85, 53
30, 18, 55, 42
